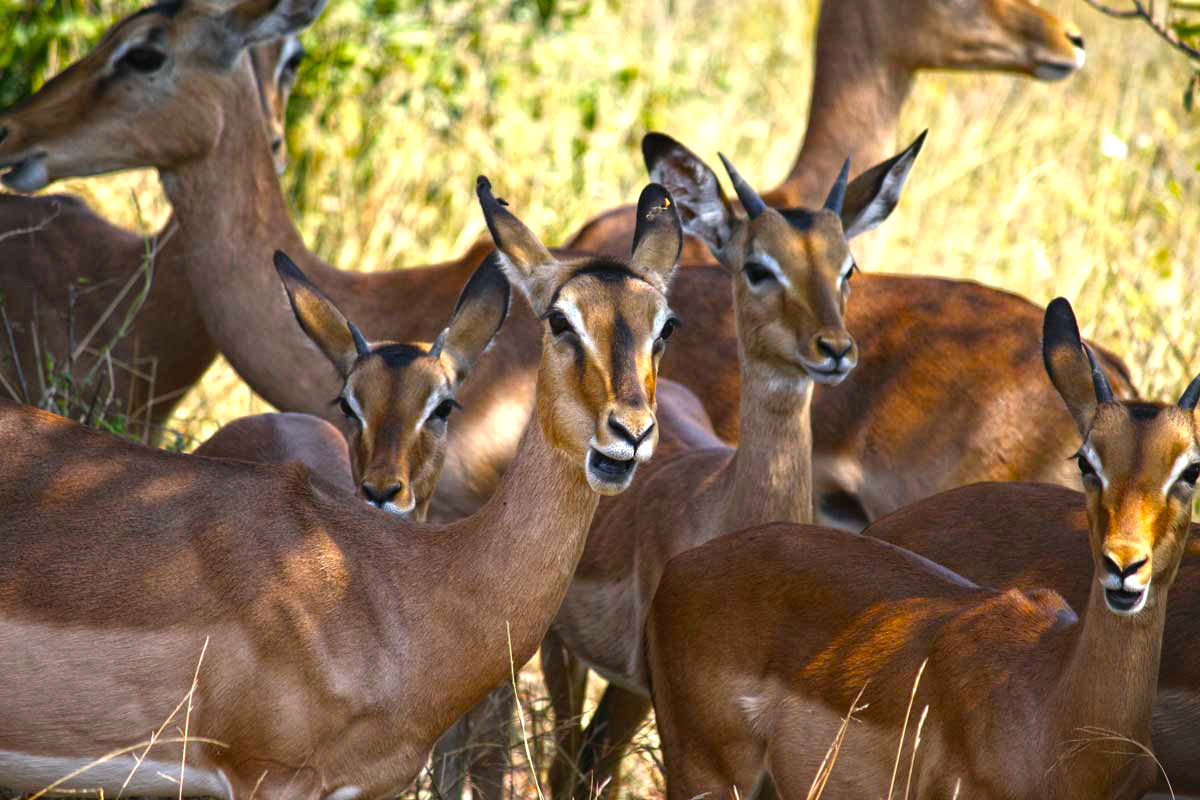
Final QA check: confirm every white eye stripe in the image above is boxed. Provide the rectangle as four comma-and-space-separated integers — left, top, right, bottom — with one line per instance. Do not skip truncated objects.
1079, 441, 1109, 490
747, 251, 791, 289
1163, 451, 1200, 496
342, 389, 368, 434
555, 300, 599, 356
276, 37, 303, 82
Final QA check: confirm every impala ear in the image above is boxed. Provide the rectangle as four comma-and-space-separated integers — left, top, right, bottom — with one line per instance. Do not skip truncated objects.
220, 0, 327, 55
1043, 297, 1102, 435
275, 250, 367, 377
841, 130, 926, 239
476, 175, 561, 313
432, 253, 511, 384
628, 184, 682, 295
642, 133, 738, 257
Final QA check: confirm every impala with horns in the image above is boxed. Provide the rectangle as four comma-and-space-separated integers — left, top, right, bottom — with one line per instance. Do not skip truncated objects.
0, 6, 307, 437
567, 0, 1087, 262
644, 297, 1194, 800
0, 177, 683, 799
542, 131, 916, 798
0, 0, 1124, 536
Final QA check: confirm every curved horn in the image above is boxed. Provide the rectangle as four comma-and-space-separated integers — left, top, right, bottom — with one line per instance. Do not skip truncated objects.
824, 157, 851, 215
1180, 373, 1200, 412
717, 153, 766, 219
1084, 344, 1115, 405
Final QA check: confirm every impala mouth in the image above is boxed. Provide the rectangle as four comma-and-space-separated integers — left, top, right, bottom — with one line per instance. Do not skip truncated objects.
799, 359, 856, 386
0, 153, 49, 192
1033, 46, 1085, 81
1104, 585, 1148, 615
586, 448, 637, 494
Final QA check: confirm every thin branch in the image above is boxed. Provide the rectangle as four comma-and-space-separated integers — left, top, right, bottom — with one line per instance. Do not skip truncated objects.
0, 202, 63, 245
1086, 0, 1200, 60
1084, 0, 1141, 18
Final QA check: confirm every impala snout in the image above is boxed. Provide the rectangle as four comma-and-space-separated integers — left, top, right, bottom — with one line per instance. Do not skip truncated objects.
802, 329, 858, 384
587, 404, 657, 495
1100, 545, 1152, 615
361, 479, 416, 518
0, 119, 50, 193
1026, 12, 1087, 80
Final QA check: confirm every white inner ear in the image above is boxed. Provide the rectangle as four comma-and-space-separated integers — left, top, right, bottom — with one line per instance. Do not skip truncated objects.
1080, 441, 1109, 490
1163, 450, 1200, 496
747, 251, 790, 289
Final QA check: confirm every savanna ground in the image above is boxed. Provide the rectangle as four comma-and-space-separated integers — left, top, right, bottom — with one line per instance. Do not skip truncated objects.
1, 0, 1198, 796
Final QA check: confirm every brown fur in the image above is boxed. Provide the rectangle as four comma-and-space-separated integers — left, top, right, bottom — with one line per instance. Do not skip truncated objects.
644, 302, 1194, 800
0, 21, 300, 435
0, 0, 1125, 536
566, 0, 1085, 261
0, 177, 681, 799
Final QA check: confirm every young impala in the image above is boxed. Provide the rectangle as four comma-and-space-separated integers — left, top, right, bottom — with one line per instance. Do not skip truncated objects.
567, 0, 1087, 261
645, 298, 1196, 800
542, 131, 920, 798
0, 177, 683, 799
0, 0, 1127, 535
0, 17, 306, 435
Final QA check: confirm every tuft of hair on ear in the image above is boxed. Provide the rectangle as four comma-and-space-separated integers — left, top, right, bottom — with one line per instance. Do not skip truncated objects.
435, 252, 512, 381
1042, 297, 1103, 436
841, 130, 926, 240
628, 183, 683, 295
273, 249, 367, 377
642, 132, 736, 255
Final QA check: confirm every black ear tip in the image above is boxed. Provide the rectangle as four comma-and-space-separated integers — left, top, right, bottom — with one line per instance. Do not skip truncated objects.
642, 132, 676, 166
273, 249, 304, 281
1043, 297, 1082, 343
476, 175, 492, 193
635, 183, 680, 226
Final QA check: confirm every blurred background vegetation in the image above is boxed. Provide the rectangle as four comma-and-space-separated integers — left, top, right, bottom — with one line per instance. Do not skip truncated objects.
0, 0, 1198, 794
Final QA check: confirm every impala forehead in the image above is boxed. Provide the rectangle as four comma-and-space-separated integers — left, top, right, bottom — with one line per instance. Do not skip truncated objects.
1085, 404, 1199, 494
747, 210, 849, 281
551, 273, 671, 348
345, 349, 452, 432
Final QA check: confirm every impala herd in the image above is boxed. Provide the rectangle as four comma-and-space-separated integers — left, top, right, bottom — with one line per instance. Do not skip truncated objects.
0, 0, 1193, 799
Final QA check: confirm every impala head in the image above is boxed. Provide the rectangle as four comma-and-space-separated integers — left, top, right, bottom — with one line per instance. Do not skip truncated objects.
1043, 298, 1199, 617
839, 0, 1086, 81
642, 131, 923, 387
274, 250, 509, 520
0, 0, 325, 192
249, 33, 305, 174
477, 177, 681, 494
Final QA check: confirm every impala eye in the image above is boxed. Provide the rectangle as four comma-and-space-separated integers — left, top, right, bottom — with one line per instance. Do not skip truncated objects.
430, 398, 460, 422
283, 52, 304, 77
546, 310, 573, 337
118, 46, 166, 74
743, 261, 775, 287
338, 396, 360, 424
1076, 454, 1097, 479
1181, 463, 1200, 487
659, 317, 679, 342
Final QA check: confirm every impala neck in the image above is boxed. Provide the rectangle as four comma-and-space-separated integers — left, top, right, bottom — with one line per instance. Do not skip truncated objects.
721, 356, 815, 529
415, 411, 598, 728
157, 55, 345, 415
772, 4, 912, 207
1044, 574, 1167, 791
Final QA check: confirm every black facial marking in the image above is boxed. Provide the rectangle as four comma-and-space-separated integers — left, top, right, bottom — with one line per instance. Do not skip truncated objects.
779, 209, 817, 231
1126, 402, 1166, 421
610, 314, 641, 404
546, 261, 649, 310
372, 342, 427, 369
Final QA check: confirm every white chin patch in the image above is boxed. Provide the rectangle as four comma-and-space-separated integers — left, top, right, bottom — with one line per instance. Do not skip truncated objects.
1073, 46, 1087, 69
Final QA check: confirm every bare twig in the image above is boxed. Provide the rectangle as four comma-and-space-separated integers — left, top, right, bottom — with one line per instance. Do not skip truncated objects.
1085, 0, 1200, 60
508, 621, 546, 800
0, 201, 63, 245
887, 658, 928, 800
1084, 0, 1141, 18
0, 303, 29, 403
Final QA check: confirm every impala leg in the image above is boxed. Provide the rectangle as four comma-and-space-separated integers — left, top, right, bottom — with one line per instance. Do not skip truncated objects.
573, 685, 652, 798
543, 631, 590, 798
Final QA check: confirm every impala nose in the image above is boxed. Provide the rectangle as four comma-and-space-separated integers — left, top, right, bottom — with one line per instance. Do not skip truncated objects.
361, 481, 403, 508
1103, 554, 1148, 584
608, 413, 655, 450
271, 137, 283, 154
816, 335, 853, 363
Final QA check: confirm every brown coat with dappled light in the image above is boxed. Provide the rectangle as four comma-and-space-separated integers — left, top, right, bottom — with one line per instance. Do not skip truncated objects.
645, 298, 1197, 800
0, 171, 684, 799
0, 0, 1127, 534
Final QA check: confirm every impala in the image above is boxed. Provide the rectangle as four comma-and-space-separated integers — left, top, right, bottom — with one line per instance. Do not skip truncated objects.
543, 131, 917, 798
0, 176, 683, 799
645, 297, 1196, 800
0, 21, 304, 436
0, 0, 1128, 535
567, 0, 1087, 261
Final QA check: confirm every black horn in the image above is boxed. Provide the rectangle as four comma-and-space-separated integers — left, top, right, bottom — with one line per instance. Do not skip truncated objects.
717, 153, 766, 219
824, 157, 851, 215
1084, 344, 1115, 405
1179, 373, 1200, 412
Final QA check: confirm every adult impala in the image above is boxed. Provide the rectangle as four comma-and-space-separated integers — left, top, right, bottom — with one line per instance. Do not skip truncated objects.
0, 18, 305, 435
543, 131, 919, 798
567, 0, 1087, 261
0, 0, 1127, 533
0, 176, 683, 799
645, 298, 1196, 799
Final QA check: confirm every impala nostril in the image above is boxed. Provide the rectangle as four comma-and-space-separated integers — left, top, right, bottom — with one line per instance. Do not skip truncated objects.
1124, 558, 1148, 579
1067, 32, 1085, 51
0, 126, 8, 145
816, 337, 852, 361
362, 482, 402, 507
271, 138, 283, 153
1102, 555, 1123, 578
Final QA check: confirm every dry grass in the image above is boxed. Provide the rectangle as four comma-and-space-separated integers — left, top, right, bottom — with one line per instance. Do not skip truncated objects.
11, 0, 1199, 796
